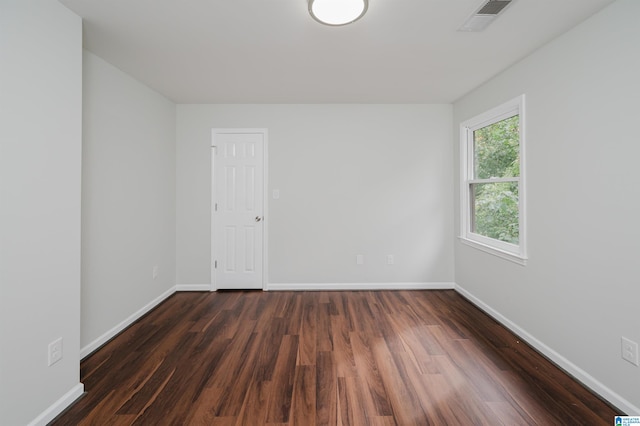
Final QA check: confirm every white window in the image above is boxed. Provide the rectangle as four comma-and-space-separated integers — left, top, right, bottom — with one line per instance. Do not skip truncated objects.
460, 95, 526, 265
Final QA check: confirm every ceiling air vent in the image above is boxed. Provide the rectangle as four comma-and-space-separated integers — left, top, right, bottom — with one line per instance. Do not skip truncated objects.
476, 0, 512, 15
459, 0, 514, 32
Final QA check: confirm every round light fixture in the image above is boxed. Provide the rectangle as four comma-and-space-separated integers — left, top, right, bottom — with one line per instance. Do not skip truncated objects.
309, 0, 368, 26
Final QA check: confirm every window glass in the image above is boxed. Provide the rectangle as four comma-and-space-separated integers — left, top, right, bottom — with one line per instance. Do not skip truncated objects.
473, 115, 520, 180
471, 181, 519, 244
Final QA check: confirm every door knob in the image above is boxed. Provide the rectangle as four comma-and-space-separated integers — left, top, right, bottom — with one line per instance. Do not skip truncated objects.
255, 216, 262, 222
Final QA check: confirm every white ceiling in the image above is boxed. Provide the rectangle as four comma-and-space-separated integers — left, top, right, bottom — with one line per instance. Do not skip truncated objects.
59, 0, 616, 104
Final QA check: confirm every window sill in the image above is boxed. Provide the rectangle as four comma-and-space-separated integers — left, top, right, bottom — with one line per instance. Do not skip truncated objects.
458, 236, 527, 266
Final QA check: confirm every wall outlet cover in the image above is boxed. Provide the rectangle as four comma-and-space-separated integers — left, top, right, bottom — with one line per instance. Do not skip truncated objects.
48, 337, 63, 366
621, 337, 639, 366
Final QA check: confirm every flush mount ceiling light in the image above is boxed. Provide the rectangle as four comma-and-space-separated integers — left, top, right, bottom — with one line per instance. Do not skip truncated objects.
309, 0, 368, 26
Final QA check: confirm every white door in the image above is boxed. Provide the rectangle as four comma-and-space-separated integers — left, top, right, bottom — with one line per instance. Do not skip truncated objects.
211, 129, 266, 290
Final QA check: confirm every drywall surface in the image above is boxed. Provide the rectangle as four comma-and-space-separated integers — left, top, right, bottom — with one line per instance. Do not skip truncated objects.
176, 104, 454, 286
453, 0, 640, 413
81, 52, 176, 350
0, 1, 83, 424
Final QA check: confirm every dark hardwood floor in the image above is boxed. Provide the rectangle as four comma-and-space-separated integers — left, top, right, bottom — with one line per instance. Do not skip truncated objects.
51, 290, 619, 425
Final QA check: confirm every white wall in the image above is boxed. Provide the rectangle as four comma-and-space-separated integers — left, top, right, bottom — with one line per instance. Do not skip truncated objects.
81, 52, 176, 353
177, 104, 454, 287
453, 0, 640, 414
0, 1, 83, 424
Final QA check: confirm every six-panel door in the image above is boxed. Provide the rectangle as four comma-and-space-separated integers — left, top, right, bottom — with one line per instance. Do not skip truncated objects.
212, 131, 265, 289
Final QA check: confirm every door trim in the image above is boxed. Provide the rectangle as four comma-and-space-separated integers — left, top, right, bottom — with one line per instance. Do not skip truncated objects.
211, 128, 268, 291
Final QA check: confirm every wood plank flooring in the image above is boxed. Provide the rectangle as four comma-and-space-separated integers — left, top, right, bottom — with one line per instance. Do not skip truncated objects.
51, 290, 619, 425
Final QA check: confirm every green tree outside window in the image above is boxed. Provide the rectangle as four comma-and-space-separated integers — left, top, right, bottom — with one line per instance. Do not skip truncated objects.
471, 115, 520, 244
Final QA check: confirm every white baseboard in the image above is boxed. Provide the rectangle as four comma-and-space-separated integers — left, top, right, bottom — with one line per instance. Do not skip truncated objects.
267, 282, 455, 291
454, 284, 640, 416
28, 383, 84, 426
176, 284, 211, 291
80, 286, 175, 359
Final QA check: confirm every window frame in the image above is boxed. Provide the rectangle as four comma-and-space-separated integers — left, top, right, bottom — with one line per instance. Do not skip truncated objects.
459, 95, 527, 265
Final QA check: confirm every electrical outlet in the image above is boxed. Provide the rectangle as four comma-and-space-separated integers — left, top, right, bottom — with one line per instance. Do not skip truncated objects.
356, 254, 364, 265
621, 337, 639, 366
152, 265, 159, 280
387, 255, 394, 265
48, 338, 63, 366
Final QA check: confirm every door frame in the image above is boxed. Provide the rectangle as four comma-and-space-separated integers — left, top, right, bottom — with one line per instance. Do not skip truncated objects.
210, 128, 268, 291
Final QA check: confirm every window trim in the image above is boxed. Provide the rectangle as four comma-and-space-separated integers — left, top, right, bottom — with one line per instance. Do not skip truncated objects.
459, 95, 527, 265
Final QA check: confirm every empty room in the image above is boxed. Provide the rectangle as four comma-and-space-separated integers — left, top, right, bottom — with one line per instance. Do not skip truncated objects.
1, 0, 639, 424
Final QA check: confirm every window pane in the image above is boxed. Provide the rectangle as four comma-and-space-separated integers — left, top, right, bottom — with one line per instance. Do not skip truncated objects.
473, 115, 520, 179
471, 181, 519, 244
